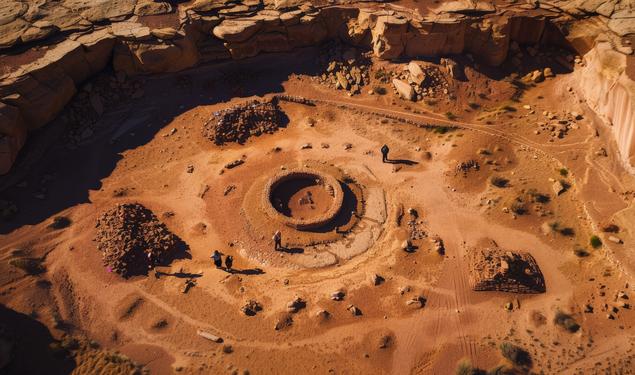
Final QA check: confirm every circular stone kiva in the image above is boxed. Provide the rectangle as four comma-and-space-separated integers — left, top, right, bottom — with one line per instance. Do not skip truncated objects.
263, 168, 344, 230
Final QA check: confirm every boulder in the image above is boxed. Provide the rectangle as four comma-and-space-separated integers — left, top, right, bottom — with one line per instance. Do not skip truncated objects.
151, 27, 180, 40
408, 62, 425, 85
392, 79, 414, 101
371, 15, 408, 59
135, 0, 173, 16
64, 0, 137, 23
213, 19, 263, 43
552, 180, 565, 196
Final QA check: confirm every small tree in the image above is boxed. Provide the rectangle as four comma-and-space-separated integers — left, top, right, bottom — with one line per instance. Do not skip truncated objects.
590, 235, 602, 248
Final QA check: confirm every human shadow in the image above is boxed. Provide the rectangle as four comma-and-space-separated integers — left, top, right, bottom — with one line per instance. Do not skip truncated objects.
228, 267, 266, 275
155, 270, 202, 279
277, 247, 304, 254
385, 158, 419, 166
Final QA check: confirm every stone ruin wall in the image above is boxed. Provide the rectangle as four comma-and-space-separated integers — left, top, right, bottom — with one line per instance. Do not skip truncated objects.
0, 1, 634, 174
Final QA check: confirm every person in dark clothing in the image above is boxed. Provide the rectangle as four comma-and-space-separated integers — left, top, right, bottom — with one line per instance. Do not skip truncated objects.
381, 144, 390, 163
273, 230, 282, 251
211, 250, 222, 269
225, 255, 233, 272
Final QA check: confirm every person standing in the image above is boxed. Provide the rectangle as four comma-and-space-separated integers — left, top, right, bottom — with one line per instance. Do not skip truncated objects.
273, 230, 282, 251
211, 250, 222, 269
225, 255, 233, 272
381, 144, 390, 163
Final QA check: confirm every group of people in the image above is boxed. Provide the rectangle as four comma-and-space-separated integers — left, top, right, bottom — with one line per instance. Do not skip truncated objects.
210, 250, 233, 271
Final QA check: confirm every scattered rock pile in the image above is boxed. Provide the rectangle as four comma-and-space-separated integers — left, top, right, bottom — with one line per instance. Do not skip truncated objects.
62, 72, 144, 148
468, 245, 545, 293
203, 98, 286, 145
456, 160, 480, 175
392, 61, 450, 101
316, 43, 371, 95
534, 111, 582, 141
95, 203, 184, 277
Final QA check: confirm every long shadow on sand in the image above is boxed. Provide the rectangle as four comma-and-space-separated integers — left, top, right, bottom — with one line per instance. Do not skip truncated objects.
0, 48, 323, 235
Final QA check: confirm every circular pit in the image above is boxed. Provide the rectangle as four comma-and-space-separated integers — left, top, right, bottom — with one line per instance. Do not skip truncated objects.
263, 168, 344, 230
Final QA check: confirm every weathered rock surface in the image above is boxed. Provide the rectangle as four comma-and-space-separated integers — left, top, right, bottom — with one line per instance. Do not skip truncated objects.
0, 0, 634, 174
468, 244, 546, 293
392, 78, 414, 101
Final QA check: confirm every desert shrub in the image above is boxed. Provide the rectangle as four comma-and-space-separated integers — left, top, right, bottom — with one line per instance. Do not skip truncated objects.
590, 235, 602, 248
445, 111, 458, 120
559, 227, 575, 236
499, 342, 532, 368
574, 247, 589, 257
468, 102, 481, 109
49, 216, 71, 229
554, 311, 580, 333
424, 98, 438, 106
559, 168, 568, 177
433, 126, 451, 134
511, 199, 527, 215
9, 257, 45, 275
528, 189, 550, 203
373, 86, 387, 95
456, 359, 485, 375
490, 176, 509, 188
373, 69, 390, 82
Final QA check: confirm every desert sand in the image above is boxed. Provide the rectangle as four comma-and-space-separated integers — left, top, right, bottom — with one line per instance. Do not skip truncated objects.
1, 1, 635, 374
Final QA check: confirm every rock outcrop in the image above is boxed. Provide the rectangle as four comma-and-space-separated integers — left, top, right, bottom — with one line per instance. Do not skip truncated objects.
468, 245, 546, 294
0, 0, 634, 174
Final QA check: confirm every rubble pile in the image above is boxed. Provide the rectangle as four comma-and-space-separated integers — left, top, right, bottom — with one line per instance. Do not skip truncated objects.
316, 43, 371, 95
391, 61, 451, 101
95, 203, 182, 277
203, 98, 286, 145
534, 110, 582, 141
62, 72, 144, 148
468, 245, 545, 293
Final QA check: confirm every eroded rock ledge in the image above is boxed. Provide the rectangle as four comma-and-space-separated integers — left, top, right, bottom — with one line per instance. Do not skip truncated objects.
0, 0, 634, 174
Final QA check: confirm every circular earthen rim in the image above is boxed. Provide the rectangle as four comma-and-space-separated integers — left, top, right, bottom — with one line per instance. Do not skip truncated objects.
262, 167, 344, 230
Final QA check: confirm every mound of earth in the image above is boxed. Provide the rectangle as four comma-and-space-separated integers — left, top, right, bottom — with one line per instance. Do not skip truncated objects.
95, 203, 185, 277
467, 245, 546, 293
203, 98, 287, 145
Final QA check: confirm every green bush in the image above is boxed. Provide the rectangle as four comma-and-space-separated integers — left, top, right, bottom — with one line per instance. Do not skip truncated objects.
499, 342, 532, 368
554, 311, 580, 333
559, 168, 569, 177
590, 235, 602, 248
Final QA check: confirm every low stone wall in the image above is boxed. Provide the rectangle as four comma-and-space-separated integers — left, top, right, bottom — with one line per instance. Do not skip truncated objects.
262, 168, 344, 230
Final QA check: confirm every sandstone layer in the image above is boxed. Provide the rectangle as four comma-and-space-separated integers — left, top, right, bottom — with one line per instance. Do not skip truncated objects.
0, 0, 634, 174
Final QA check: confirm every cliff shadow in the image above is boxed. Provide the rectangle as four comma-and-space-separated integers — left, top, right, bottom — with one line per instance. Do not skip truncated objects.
0, 304, 76, 374
0, 47, 325, 234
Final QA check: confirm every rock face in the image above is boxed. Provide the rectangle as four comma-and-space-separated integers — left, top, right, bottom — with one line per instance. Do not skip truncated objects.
1, 0, 635, 174
578, 41, 635, 172
95, 203, 186, 277
467, 245, 546, 293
